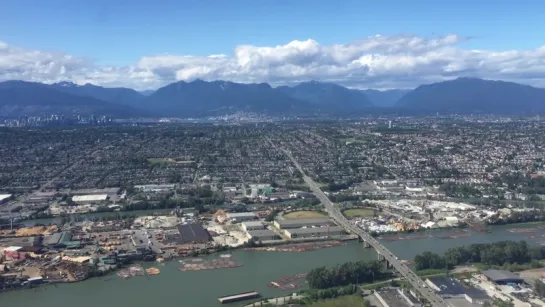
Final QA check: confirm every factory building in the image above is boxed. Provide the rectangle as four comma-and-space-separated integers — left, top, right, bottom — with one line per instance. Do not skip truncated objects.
273, 218, 335, 229
241, 221, 265, 231
246, 229, 281, 241
45, 231, 81, 249
426, 276, 490, 305
284, 226, 344, 239
482, 270, 524, 285
226, 212, 257, 223
374, 288, 422, 307
72, 194, 109, 204
176, 223, 213, 244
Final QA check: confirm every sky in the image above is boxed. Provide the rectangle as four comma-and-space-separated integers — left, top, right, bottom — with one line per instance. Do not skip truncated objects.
1, 0, 545, 90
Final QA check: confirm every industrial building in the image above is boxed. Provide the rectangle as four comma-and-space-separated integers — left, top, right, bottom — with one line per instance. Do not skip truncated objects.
70, 188, 120, 195
226, 212, 257, 222
246, 229, 281, 241
71, 194, 109, 203
426, 276, 490, 305
482, 269, 524, 284
273, 218, 335, 229
45, 231, 81, 249
284, 226, 344, 239
176, 222, 213, 244
241, 221, 265, 231
374, 288, 422, 307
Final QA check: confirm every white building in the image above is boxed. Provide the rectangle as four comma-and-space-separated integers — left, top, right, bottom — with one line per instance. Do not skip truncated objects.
241, 221, 265, 231
72, 194, 109, 203
284, 226, 344, 239
226, 212, 257, 223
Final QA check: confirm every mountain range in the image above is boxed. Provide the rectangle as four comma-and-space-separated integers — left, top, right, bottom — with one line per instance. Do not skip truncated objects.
1, 77, 544, 118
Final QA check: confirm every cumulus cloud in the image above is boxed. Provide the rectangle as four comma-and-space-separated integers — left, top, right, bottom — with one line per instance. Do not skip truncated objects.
1, 34, 545, 90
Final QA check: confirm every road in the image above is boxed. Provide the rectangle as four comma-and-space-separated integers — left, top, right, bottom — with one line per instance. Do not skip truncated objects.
279, 147, 450, 307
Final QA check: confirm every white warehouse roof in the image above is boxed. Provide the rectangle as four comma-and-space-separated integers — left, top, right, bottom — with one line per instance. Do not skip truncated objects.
226, 212, 257, 218
72, 194, 109, 202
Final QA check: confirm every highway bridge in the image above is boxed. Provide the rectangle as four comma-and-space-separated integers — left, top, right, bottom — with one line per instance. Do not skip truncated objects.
280, 147, 450, 307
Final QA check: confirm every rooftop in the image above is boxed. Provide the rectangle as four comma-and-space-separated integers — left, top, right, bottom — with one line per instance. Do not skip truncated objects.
226, 212, 257, 218
72, 194, 109, 202
375, 288, 415, 307
241, 221, 264, 227
247, 229, 278, 238
177, 222, 212, 244
482, 269, 523, 282
285, 226, 344, 234
428, 276, 466, 295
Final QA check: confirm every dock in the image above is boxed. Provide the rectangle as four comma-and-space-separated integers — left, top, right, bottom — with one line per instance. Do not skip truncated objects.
218, 291, 260, 304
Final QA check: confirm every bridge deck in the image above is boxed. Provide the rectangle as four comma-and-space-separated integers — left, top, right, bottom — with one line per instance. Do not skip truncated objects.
275, 144, 450, 307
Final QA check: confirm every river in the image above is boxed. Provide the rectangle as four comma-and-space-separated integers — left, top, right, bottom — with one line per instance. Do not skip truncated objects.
2, 223, 545, 307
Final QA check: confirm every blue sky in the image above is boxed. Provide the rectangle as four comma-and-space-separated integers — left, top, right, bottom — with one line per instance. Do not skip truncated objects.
2, 0, 544, 65
1, 0, 545, 89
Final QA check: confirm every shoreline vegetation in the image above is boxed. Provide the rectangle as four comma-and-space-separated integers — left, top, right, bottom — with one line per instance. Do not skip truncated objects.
413, 240, 545, 272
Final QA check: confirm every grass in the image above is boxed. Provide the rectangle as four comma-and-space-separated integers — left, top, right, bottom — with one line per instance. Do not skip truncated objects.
343, 208, 375, 218
283, 210, 328, 220
307, 295, 364, 307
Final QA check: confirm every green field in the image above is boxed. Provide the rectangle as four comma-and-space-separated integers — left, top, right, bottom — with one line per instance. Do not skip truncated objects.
283, 210, 328, 220
343, 208, 375, 218
308, 295, 365, 307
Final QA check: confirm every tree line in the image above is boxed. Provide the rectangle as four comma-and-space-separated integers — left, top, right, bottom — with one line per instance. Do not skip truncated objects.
306, 260, 388, 289
414, 241, 545, 270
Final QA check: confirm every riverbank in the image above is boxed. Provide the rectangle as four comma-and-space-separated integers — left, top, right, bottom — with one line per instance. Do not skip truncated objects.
3, 222, 545, 306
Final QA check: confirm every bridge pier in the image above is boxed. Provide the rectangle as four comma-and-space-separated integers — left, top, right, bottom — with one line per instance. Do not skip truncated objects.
363, 240, 371, 248
385, 260, 392, 269
377, 252, 385, 262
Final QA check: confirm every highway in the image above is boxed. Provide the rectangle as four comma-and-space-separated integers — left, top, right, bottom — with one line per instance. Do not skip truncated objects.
280, 147, 450, 307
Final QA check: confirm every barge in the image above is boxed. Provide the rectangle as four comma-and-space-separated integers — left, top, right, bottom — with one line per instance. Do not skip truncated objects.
218, 291, 260, 304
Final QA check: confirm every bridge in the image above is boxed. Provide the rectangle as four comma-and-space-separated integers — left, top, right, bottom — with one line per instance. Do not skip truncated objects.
280, 147, 450, 307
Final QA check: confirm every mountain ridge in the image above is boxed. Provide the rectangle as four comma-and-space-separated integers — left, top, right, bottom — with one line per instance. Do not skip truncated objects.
396, 77, 545, 114
1, 77, 544, 117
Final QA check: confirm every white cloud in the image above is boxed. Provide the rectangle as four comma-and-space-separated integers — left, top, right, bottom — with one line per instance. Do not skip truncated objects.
1, 34, 545, 90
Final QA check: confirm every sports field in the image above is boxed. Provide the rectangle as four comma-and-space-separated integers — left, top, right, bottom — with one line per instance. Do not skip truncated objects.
283, 210, 328, 220
343, 208, 375, 218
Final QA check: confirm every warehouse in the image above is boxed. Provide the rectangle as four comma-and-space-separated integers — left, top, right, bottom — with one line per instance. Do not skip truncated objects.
176, 222, 212, 244
426, 276, 490, 304
226, 212, 257, 222
72, 194, 109, 204
241, 221, 265, 231
482, 269, 524, 284
284, 226, 344, 239
273, 218, 335, 229
44, 232, 63, 247
374, 288, 422, 307
246, 229, 281, 241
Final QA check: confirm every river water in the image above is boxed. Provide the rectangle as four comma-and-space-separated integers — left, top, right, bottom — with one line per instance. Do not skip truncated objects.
2, 223, 545, 307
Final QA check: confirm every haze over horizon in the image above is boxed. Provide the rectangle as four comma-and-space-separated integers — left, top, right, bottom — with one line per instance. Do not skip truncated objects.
1, 0, 545, 91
